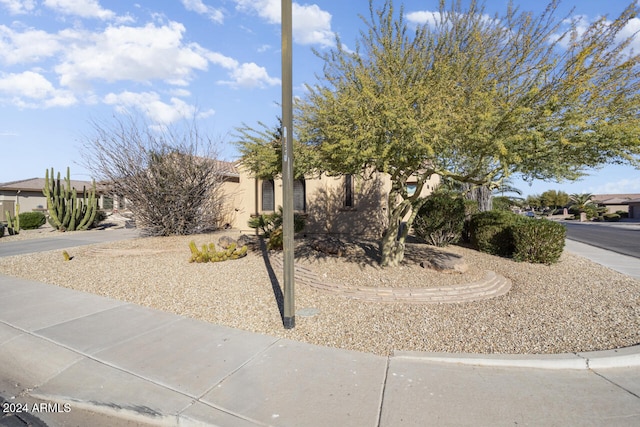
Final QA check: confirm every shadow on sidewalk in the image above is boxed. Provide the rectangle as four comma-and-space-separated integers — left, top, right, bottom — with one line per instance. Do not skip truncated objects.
259, 238, 285, 324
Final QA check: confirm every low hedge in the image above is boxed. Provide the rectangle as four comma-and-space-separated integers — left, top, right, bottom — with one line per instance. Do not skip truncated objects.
470, 211, 565, 264
512, 219, 566, 264
469, 210, 523, 256
18, 211, 46, 230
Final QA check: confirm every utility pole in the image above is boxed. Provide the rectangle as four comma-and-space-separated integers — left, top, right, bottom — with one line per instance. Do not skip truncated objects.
281, 0, 295, 329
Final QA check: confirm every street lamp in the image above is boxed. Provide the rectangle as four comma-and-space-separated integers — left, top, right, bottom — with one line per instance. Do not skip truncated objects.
281, 0, 295, 329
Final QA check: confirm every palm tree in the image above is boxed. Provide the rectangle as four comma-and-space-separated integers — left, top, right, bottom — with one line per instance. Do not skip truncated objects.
569, 193, 595, 212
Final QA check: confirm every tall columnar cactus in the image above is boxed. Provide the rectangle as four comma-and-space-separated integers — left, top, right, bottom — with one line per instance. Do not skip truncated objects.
5, 204, 19, 235
43, 167, 98, 231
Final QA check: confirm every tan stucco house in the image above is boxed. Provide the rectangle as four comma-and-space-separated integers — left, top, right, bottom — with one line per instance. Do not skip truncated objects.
2, 162, 440, 237
223, 163, 440, 237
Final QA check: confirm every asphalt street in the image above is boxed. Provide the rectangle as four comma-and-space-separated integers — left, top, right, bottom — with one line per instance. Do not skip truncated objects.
564, 221, 640, 259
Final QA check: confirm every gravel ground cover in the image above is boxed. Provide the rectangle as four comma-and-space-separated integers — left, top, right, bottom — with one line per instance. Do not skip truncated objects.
0, 227, 638, 357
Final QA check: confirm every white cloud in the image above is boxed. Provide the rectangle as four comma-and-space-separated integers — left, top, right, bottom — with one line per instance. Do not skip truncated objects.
202, 50, 280, 88
589, 177, 640, 194
220, 62, 280, 88
235, 0, 334, 46
0, 0, 36, 14
406, 10, 441, 27
181, 0, 224, 24
0, 71, 77, 107
0, 26, 63, 65
55, 22, 209, 89
43, 0, 117, 20
104, 90, 214, 124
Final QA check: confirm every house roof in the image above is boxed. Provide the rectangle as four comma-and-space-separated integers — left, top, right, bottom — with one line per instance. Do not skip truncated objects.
0, 177, 99, 192
592, 193, 640, 203
0, 160, 238, 192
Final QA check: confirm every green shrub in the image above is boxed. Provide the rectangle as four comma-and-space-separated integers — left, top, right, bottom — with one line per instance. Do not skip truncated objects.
0, 224, 4, 238
414, 194, 465, 246
512, 219, 566, 264
462, 199, 480, 243
615, 210, 629, 219
248, 206, 305, 250
18, 212, 46, 230
469, 210, 523, 256
92, 210, 108, 228
603, 213, 621, 222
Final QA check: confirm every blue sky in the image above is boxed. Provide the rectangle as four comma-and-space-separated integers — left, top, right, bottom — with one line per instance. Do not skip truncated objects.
1, 0, 639, 197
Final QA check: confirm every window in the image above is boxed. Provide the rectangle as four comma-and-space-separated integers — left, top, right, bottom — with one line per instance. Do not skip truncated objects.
344, 174, 354, 208
294, 179, 306, 212
262, 180, 275, 211
406, 183, 417, 197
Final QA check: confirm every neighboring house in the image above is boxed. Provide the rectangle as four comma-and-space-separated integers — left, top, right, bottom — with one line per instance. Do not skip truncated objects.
0, 178, 107, 222
592, 193, 640, 214
226, 164, 440, 237
628, 199, 640, 219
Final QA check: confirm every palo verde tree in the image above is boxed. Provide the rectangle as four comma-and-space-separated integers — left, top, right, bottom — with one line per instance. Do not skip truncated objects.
81, 115, 227, 236
296, 0, 640, 266
234, 118, 317, 180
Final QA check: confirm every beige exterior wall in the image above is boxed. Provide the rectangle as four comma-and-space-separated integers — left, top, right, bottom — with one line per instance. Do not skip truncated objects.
225, 165, 440, 237
0, 190, 47, 216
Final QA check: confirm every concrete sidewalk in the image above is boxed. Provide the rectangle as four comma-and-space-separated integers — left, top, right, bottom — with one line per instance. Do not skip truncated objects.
0, 230, 639, 426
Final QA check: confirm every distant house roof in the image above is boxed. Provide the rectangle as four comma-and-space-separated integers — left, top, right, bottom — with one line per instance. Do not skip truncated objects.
0, 177, 99, 193
592, 194, 640, 204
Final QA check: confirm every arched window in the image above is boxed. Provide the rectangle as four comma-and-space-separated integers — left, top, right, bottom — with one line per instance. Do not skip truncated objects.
262, 179, 275, 211
294, 179, 306, 212
344, 174, 354, 208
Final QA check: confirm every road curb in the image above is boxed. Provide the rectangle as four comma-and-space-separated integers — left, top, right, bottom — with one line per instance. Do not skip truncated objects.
392, 344, 640, 370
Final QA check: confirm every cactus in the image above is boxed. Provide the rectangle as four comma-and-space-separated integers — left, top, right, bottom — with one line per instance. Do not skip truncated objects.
189, 240, 248, 263
43, 167, 98, 232
5, 205, 19, 235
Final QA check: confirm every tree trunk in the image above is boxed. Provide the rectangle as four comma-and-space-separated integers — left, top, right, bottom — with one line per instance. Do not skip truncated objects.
379, 185, 424, 267
464, 184, 492, 212
380, 219, 405, 267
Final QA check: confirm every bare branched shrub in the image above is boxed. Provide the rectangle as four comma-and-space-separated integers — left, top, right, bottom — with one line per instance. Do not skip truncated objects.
81, 115, 228, 236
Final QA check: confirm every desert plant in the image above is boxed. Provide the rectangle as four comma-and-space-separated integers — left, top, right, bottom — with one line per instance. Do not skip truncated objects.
62, 250, 72, 261
43, 167, 97, 232
248, 206, 305, 250
81, 115, 228, 236
413, 193, 465, 246
512, 219, 566, 264
5, 203, 20, 235
248, 206, 306, 238
189, 240, 248, 263
18, 211, 46, 230
469, 210, 523, 257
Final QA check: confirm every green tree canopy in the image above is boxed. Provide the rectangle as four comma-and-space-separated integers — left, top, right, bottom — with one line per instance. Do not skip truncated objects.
238, 0, 640, 266
540, 190, 570, 208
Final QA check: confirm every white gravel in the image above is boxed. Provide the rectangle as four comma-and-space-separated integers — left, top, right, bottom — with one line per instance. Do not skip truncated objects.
0, 228, 638, 357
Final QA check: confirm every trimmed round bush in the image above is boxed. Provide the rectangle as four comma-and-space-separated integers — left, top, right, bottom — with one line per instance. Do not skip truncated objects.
469, 210, 523, 256
414, 193, 465, 246
512, 219, 566, 264
18, 211, 46, 230
603, 213, 621, 222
